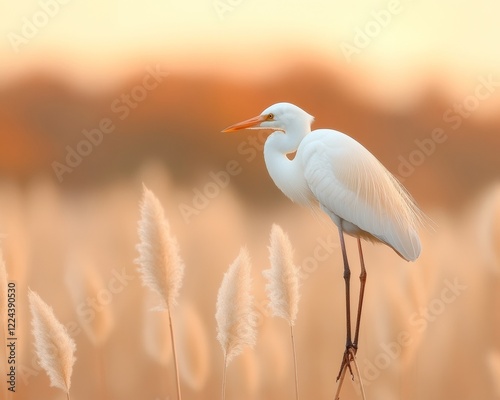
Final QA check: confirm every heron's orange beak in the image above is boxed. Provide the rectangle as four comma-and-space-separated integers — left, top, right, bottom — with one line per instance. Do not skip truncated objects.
222, 115, 266, 132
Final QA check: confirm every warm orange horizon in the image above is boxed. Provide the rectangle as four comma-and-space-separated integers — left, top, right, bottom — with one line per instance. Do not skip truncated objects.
1, 0, 500, 96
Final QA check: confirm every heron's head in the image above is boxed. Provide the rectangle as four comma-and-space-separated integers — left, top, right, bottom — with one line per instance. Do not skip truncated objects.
222, 102, 314, 133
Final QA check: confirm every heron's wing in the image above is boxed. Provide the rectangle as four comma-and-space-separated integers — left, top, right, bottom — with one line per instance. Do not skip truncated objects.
300, 129, 422, 261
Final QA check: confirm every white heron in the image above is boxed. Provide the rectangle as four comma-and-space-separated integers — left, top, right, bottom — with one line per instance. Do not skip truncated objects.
222, 102, 423, 379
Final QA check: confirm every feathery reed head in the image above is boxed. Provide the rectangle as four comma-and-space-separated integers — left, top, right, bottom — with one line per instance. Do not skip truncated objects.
216, 247, 256, 365
28, 289, 76, 394
135, 184, 185, 310
263, 224, 301, 326
65, 261, 114, 346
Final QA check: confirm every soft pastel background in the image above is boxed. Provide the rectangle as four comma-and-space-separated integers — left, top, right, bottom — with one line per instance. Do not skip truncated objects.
0, 0, 499, 399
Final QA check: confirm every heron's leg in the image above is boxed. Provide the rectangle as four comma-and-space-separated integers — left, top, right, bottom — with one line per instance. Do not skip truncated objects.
339, 226, 352, 346
353, 238, 367, 351
336, 225, 354, 381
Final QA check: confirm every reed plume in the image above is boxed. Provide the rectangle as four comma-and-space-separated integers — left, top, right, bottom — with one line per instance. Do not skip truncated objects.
263, 224, 301, 400
28, 289, 76, 400
216, 247, 256, 400
66, 261, 114, 346
135, 185, 185, 400
66, 260, 114, 400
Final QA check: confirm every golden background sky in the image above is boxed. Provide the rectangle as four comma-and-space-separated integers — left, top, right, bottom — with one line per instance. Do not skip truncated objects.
2, 0, 500, 91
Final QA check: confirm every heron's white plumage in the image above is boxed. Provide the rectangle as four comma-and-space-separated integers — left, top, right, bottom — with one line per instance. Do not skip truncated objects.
299, 129, 421, 261
223, 102, 422, 262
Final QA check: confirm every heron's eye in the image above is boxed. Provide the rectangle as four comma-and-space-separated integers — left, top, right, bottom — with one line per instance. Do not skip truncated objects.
267, 113, 274, 120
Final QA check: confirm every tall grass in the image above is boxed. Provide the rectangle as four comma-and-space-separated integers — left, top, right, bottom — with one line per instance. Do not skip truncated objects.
135, 185, 185, 400
65, 260, 114, 399
142, 292, 173, 367
1, 176, 498, 399
65, 261, 114, 346
263, 224, 301, 400
28, 289, 76, 400
142, 292, 173, 397
216, 247, 256, 400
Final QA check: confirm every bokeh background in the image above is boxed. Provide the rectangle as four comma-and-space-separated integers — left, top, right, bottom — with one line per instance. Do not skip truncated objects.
0, 0, 499, 399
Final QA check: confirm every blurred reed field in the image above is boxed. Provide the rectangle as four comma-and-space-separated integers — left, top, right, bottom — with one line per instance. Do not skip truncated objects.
1, 1, 500, 399
0, 161, 499, 399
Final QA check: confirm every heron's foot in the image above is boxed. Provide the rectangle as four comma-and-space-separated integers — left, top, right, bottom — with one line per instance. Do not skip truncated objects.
336, 342, 358, 381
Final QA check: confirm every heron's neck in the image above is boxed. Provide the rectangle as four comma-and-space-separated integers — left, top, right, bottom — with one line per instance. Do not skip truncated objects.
263, 128, 312, 205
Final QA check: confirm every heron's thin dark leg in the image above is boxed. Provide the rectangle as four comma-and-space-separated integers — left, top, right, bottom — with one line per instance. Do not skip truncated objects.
336, 225, 354, 381
353, 238, 367, 350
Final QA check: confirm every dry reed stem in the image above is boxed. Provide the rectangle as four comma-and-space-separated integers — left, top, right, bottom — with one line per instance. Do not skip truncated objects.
221, 354, 227, 400
167, 309, 182, 400
136, 185, 185, 400
290, 325, 299, 400
143, 294, 172, 366
216, 248, 256, 400
28, 290, 76, 398
263, 224, 301, 400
